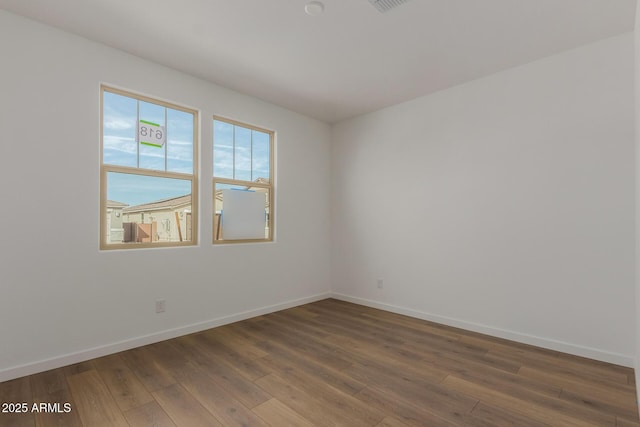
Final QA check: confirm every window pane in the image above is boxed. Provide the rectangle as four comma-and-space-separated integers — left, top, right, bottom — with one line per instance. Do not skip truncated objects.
103, 91, 137, 167
252, 130, 270, 182
214, 182, 270, 241
234, 126, 252, 181
213, 120, 234, 179
106, 172, 192, 244
139, 101, 166, 171
167, 109, 194, 174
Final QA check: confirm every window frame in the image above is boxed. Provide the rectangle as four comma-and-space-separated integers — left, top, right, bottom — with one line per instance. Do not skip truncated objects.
213, 116, 274, 244
100, 85, 199, 250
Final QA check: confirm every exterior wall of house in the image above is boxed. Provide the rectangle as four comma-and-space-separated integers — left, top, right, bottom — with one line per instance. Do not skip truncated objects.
107, 206, 126, 243
123, 208, 191, 242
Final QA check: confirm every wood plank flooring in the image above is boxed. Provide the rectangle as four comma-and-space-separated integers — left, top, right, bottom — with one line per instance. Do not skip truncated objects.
0, 298, 637, 426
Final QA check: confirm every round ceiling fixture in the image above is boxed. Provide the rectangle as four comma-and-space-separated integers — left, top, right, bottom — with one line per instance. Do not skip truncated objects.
305, 1, 325, 16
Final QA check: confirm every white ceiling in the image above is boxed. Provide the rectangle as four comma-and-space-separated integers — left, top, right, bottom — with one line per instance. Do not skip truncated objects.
1, 0, 636, 123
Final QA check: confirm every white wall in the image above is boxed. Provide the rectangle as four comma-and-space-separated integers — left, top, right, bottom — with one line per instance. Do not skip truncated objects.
0, 10, 331, 380
332, 34, 635, 365
0, 8, 634, 382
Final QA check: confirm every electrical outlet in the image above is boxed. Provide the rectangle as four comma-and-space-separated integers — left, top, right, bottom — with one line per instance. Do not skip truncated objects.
377, 278, 384, 289
155, 299, 166, 313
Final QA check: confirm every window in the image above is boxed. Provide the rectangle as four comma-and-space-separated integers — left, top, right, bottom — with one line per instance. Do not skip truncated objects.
100, 86, 198, 249
213, 117, 274, 243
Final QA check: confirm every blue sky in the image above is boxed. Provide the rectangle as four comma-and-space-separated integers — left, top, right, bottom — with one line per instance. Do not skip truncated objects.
213, 120, 270, 182
103, 92, 270, 207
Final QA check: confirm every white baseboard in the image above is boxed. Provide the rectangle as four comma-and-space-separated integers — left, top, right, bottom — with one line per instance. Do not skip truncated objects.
331, 293, 635, 368
0, 292, 331, 383
1, 290, 633, 382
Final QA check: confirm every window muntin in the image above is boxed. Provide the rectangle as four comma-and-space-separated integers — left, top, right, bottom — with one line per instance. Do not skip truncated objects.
213, 117, 274, 243
213, 119, 271, 182
101, 86, 198, 249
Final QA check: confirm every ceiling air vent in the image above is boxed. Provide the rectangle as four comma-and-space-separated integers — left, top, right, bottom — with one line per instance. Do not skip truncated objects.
368, 0, 411, 13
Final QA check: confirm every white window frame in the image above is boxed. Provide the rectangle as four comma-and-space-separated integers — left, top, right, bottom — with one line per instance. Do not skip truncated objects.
213, 116, 274, 244
100, 85, 199, 250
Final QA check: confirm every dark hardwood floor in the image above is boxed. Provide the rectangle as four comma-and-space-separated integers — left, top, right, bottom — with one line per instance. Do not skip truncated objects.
1, 298, 638, 426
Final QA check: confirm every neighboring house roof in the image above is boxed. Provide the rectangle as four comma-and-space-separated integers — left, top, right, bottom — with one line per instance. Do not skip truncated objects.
107, 200, 129, 208
124, 195, 191, 214
124, 178, 271, 213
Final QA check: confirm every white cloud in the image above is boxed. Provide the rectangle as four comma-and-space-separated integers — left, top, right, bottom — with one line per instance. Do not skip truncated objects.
104, 117, 134, 131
